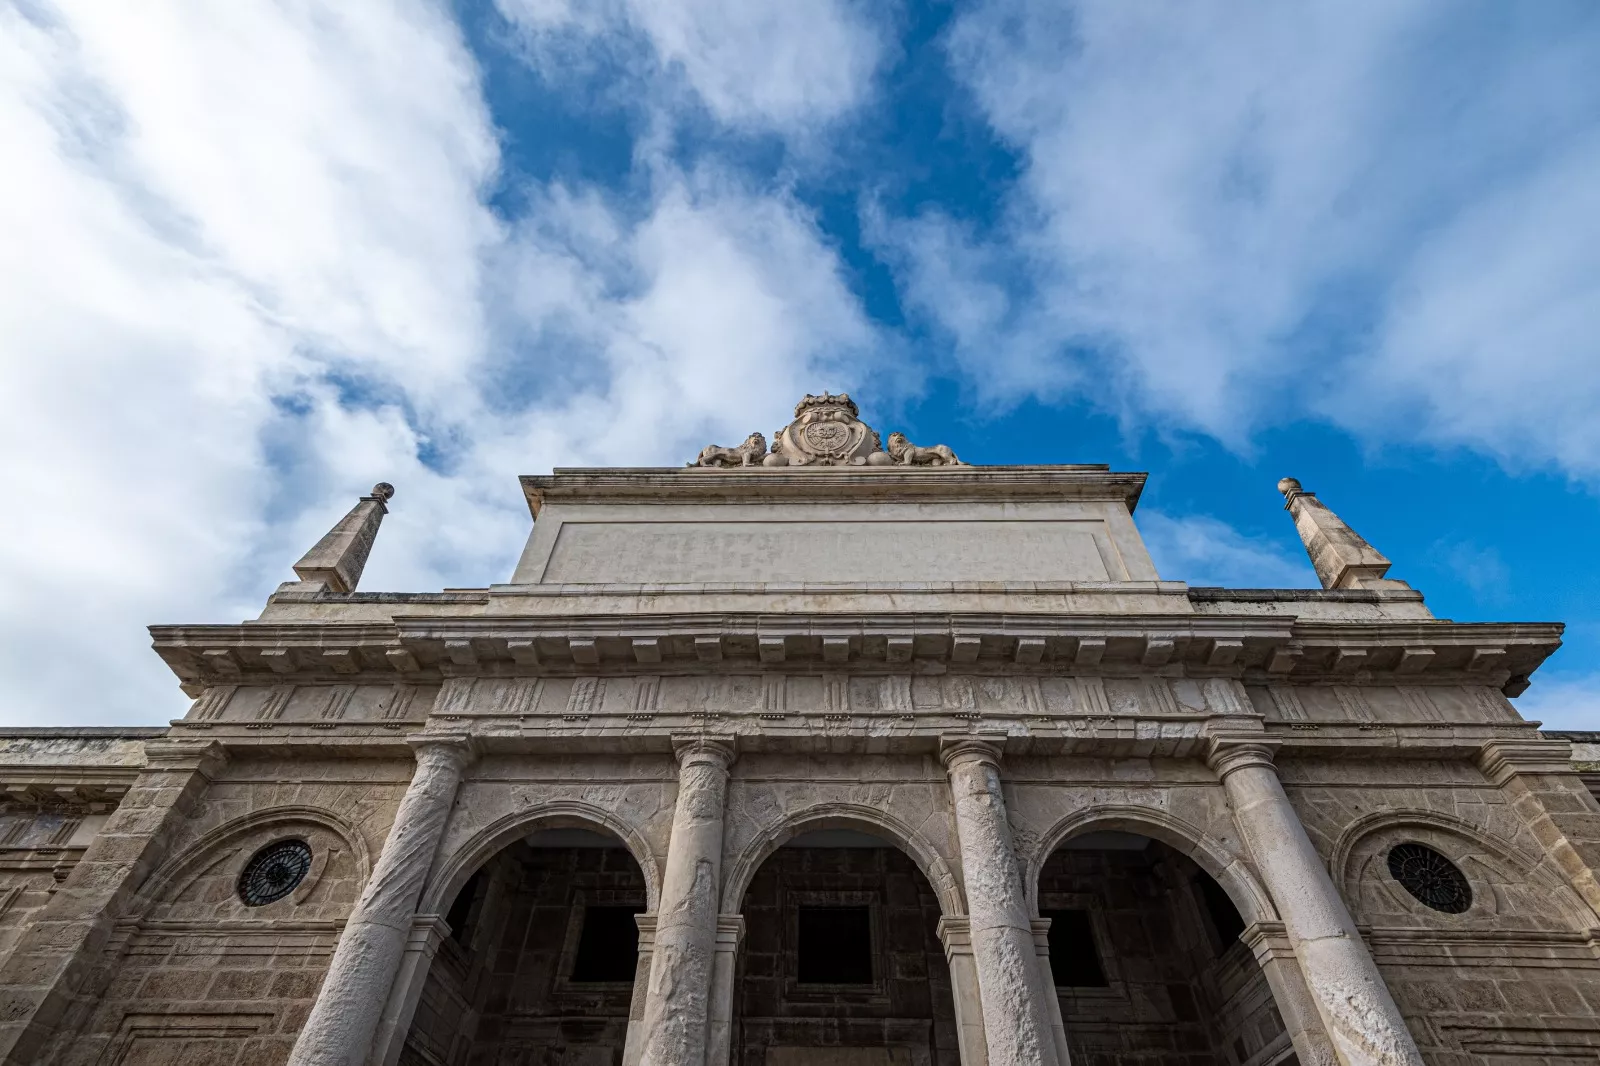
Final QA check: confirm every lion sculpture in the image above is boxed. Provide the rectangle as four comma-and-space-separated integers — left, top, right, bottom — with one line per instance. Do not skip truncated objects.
886, 432, 963, 467
690, 432, 767, 468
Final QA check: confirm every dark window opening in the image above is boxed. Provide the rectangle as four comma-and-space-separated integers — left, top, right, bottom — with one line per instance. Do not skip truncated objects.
1387, 842, 1471, 914
1197, 873, 1246, 948
797, 906, 873, 984
571, 905, 644, 982
1042, 909, 1108, 987
445, 871, 485, 946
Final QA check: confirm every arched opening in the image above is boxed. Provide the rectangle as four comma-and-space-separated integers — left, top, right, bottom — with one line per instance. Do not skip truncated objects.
401, 826, 650, 1065
734, 826, 962, 1066
1037, 831, 1296, 1066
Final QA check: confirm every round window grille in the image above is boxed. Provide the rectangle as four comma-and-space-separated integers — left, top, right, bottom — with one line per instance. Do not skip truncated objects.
238, 839, 313, 907
1386, 842, 1471, 914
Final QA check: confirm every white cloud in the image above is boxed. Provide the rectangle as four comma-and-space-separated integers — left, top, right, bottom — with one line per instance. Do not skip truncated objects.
1139, 512, 1316, 589
0, 0, 884, 725
496, 0, 884, 131
1351, 134, 1600, 472
1428, 539, 1512, 604
884, 1, 1600, 467
1513, 672, 1600, 732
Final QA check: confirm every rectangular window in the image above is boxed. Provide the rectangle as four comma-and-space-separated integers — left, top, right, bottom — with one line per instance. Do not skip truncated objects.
797, 905, 873, 984
1042, 909, 1108, 987
571, 905, 644, 982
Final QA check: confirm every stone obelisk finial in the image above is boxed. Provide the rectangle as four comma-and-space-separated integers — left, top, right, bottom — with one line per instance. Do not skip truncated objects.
1276, 477, 1404, 591
290, 483, 395, 593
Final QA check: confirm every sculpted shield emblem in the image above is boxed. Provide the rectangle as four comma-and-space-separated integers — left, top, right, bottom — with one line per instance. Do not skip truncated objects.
767, 392, 883, 465
803, 422, 849, 451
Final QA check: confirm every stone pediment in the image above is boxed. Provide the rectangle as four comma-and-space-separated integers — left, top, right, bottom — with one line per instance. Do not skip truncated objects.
690, 392, 964, 468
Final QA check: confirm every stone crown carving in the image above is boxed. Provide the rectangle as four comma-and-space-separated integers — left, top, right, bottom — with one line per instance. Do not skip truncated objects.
690, 392, 964, 469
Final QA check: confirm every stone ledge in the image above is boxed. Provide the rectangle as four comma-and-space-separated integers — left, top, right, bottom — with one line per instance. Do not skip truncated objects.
0, 728, 166, 739
521, 466, 1149, 516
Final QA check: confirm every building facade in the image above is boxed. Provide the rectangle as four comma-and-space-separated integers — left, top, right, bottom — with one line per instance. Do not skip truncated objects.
0, 392, 1596, 1066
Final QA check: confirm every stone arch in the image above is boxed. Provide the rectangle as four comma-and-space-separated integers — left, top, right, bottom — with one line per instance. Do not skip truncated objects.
422, 799, 662, 914
722, 801, 965, 915
1331, 807, 1600, 929
135, 804, 372, 911
1024, 803, 1278, 926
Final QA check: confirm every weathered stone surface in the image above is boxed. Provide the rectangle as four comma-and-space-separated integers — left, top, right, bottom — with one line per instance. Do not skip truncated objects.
2, 393, 1595, 1066
288, 736, 473, 1066
942, 739, 1059, 1066
636, 738, 735, 1066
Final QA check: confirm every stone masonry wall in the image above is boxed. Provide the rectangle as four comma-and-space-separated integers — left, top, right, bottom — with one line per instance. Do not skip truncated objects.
50, 755, 414, 1066
405, 842, 649, 1066
735, 846, 960, 1066
1038, 843, 1288, 1066
1281, 756, 1600, 1066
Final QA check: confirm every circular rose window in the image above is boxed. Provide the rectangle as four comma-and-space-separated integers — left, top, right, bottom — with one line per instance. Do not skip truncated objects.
1386, 842, 1471, 914
238, 839, 313, 906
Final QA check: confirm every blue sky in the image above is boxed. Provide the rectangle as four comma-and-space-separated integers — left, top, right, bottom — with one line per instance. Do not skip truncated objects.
3, 0, 1598, 727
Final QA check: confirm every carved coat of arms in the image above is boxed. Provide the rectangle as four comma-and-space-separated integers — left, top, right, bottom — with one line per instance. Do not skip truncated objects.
688, 392, 964, 469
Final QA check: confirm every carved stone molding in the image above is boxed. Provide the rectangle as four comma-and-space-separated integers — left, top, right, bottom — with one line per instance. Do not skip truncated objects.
153, 616, 1562, 690
1476, 739, 1580, 786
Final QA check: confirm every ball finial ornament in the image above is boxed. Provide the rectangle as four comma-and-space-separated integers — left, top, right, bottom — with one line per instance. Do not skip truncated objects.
370, 482, 396, 502
1276, 477, 1302, 497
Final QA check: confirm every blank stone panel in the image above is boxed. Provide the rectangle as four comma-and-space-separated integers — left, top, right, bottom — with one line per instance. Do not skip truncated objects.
541, 521, 1115, 584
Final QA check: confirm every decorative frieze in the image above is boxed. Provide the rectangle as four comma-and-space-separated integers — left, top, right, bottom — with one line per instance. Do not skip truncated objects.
190, 686, 235, 722
256, 687, 293, 722
566, 678, 603, 719
319, 687, 355, 722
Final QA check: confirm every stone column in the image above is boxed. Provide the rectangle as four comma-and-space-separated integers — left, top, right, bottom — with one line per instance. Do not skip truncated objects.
637, 737, 736, 1066
1208, 739, 1423, 1066
938, 917, 990, 1066
623, 915, 658, 1066
290, 735, 475, 1066
1029, 919, 1072, 1066
941, 737, 1060, 1066
0, 739, 225, 1066
705, 915, 745, 1066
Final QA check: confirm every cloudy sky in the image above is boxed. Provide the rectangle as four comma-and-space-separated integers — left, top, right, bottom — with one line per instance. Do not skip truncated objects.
4, 0, 1598, 728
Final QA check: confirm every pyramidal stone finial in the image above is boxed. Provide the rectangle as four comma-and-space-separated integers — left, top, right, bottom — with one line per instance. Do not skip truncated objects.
290, 483, 395, 593
1277, 477, 1401, 591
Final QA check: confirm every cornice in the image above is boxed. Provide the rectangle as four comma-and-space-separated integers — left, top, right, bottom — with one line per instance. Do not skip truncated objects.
519, 466, 1148, 517
150, 613, 1562, 695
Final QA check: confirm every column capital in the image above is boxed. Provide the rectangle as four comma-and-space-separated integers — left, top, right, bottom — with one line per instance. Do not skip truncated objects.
673, 735, 737, 770
714, 914, 745, 952
936, 914, 973, 955
1477, 739, 1574, 786
407, 732, 478, 771
1238, 920, 1293, 965
404, 914, 451, 955
939, 734, 1006, 772
1206, 735, 1280, 779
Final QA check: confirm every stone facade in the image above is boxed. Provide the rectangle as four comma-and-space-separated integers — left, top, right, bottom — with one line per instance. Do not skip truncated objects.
0, 393, 1596, 1066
